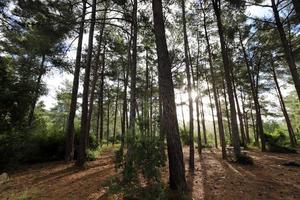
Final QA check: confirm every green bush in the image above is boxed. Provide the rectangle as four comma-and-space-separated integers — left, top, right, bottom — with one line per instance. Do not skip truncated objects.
265, 133, 297, 153
119, 137, 166, 183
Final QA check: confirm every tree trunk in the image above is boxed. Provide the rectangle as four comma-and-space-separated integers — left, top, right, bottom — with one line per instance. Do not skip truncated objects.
232, 73, 246, 146
205, 74, 218, 148
28, 54, 45, 126
106, 89, 110, 146
212, 0, 241, 158
113, 79, 120, 146
222, 74, 232, 143
76, 0, 96, 167
65, 0, 86, 162
271, 59, 297, 146
152, 0, 187, 191
238, 30, 265, 150
271, 0, 300, 101
181, 0, 194, 170
201, 0, 226, 156
87, 6, 107, 136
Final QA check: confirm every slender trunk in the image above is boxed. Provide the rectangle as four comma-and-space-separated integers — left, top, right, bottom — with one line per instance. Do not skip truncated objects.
200, 93, 207, 145
232, 74, 246, 146
271, 0, 300, 101
206, 75, 218, 148
201, 0, 226, 156
76, 0, 96, 167
152, 0, 187, 191
65, 1, 86, 162
181, 0, 194, 170
113, 79, 120, 146
212, 0, 241, 158
180, 94, 187, 135
238, 30, 265, 150
196, 31, 202, 155
241, 90, 250, 143
222, 75, 232, 143
28, 54, 46, 126
87, 6, 107, 136
106, 89, 111, 146
271, 60, 297, 146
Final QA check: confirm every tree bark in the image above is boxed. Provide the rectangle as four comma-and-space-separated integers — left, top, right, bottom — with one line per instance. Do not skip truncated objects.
65, 0, 86, 162
212, 0, 241, 158
152, 0, 187, 191
87, 5, 107, 136
238, 30, 265, 150
271, 59, 297, 146
271, 0, 300, 101
28, 54, 45, 126
113, 79, 120, 146
181, 0, 194, 170
76, 0, 96, 167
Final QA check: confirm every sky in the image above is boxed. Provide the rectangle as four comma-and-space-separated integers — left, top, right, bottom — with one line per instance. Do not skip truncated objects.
39, 1, 290, 125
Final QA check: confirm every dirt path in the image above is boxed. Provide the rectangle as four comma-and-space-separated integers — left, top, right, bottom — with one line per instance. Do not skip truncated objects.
184, 148, 300, 200
1, 147, 300, 200
0, 148, 116, 200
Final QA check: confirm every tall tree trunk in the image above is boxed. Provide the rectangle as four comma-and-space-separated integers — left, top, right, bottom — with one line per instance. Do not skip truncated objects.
271, 0, 300, 101
113, 79, 120, 146
95, 49, 105, 146
241, 90, 250, 143
76, 0, 96, 167
181, 0, 194, 170
120, 40, 131, 152
106, 89, 110, 146
124, 0, 138, 178
152, 0, 187, 191
238, 30, 265, 150
180, 94, 187, 135
232, 74, 246, 146
201, 0, 226, 156
222, 74, 232, 143
212, 0, 241, 158
199, 93, 207, 145
65, 0, 86, 162
195, 31, 202, 155
28, 54, 45, 126
87, 5, 108, 136
205, 74, 218, 148
271, 59, 297, 146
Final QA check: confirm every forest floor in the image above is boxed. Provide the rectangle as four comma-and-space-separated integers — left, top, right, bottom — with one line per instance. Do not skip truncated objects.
1, 146, 300, 200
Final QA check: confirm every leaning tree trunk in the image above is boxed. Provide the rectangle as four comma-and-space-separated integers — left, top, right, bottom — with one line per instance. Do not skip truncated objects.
76, 0, 96, 167
152, 0, 187, 192
65, 0, 86, 162
271, 0, 300, 101
238, 30, 265, 150
271, 59, 297, 146
212, 0, 241, 158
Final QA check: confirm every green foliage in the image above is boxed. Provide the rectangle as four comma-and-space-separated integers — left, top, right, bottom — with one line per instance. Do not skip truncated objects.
118, 137, 166, 184
179, 127, 189, 145
265, 133, 297, 153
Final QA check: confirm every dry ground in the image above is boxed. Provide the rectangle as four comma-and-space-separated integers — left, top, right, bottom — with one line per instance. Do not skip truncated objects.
1, 146, 300, 200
